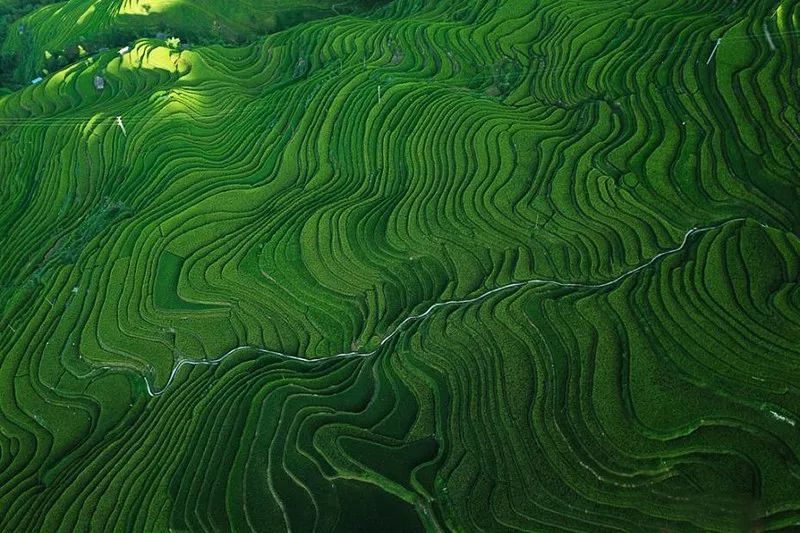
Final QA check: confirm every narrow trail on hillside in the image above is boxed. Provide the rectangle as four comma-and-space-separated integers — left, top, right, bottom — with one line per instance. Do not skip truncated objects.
137, 216, 767, 396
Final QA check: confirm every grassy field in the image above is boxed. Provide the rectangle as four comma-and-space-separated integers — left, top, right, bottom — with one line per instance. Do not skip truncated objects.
1, 0, 799, 530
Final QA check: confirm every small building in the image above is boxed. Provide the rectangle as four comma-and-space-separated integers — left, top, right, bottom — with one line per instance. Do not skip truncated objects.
31, 77, 43, 85
118, 46, 130, 55
93, 75, 105, 90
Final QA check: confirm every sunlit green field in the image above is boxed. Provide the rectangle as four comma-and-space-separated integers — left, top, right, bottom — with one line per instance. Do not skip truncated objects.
1, 0, 799, 530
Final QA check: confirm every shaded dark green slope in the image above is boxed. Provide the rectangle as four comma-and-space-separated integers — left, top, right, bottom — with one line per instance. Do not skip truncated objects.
3, 221, 799, 531
0, 0, 799, 530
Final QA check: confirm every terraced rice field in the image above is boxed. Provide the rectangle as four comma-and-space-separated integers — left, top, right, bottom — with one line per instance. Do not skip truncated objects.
1, 0, 800, 530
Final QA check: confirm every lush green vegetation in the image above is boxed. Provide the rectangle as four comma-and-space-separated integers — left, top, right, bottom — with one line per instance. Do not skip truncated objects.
1, 0, 799, 530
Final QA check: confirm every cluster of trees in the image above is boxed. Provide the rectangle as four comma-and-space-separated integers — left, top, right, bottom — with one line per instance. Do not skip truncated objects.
42, 43, 88, 73
0, 9, 261, 90
4, 25, 166, 86
0, 0, 56, 87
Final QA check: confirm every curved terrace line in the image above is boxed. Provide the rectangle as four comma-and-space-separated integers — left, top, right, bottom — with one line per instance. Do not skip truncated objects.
139, 216, 754, 396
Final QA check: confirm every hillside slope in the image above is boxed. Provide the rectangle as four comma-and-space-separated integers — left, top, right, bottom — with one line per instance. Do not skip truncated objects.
1, 0, 799, 531
0, 0, 384, 85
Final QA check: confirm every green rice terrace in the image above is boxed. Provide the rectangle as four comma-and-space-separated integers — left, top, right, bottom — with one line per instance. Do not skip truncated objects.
1, 0, 799, 530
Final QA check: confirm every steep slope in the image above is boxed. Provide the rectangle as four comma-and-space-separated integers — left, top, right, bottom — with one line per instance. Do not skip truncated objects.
0, 0, 799, 530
